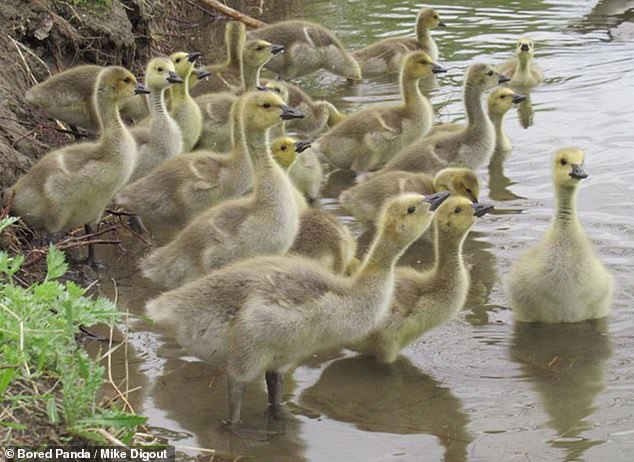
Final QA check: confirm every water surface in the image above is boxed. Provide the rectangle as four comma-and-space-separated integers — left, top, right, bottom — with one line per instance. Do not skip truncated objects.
100, 1, 634, 460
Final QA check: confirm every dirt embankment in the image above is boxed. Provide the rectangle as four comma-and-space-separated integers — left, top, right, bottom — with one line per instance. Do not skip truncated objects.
0, 0, 189, 191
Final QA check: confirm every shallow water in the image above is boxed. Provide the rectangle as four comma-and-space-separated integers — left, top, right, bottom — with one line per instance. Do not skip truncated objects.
100, 1, 634, 460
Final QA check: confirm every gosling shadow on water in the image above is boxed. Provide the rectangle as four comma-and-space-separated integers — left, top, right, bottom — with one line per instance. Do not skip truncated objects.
509, 319, 611, 462
300, 355, 472, 462
150, 353, 307, 459
488, 147, 525, 202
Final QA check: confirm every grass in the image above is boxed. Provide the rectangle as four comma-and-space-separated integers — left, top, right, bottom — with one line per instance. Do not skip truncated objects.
0, 216, 146, 446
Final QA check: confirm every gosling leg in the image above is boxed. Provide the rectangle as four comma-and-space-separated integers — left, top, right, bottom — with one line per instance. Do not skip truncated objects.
265, 371, 284, 418
85, 224, 98, 267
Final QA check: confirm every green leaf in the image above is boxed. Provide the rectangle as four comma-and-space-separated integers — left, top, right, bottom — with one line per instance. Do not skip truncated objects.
0, 421, 28, 430
0, 216, 19, 233
46, 245, 68, 280
47, 396, 60, 424
0, 368, 16, 394
76, 413, 147, 429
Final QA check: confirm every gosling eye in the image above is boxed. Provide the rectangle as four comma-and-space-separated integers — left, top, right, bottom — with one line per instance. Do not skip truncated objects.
175, 58, 181, 63
263, 103, 271, 109
256, 45, 265, 51
157, 67, 164, 72
281, 146, 287, 151
560, 159, 568, 166
419, 60, 429, 65
407, 206, 416, 214
465, 188, 473, 194
487, 70, 494, 76
499, 94, 506, 99
434, 15, 439, 19
123, 77, 131, 83
454, 207, 462, 213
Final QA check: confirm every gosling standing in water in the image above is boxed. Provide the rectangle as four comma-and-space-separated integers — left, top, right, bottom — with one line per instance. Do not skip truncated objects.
350, 196, 494, 363
146, 192, 449, 435
497, 37, 544, 88
508, 148, 614, 323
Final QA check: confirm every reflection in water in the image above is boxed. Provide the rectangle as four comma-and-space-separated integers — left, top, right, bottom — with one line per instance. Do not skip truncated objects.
300, 355, 472, 462
509, 320, 611, 462
514, 91, 535, 129
488, 147, 523, 201
151, 352, 308, 461
571, 0, 634, 40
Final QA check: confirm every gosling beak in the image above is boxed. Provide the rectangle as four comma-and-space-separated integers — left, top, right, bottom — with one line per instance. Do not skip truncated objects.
167, 71, 184, 84
196, 69, 212, 80
472, 202, 494, 217
569, 164, 588, 180
498, 74, 511, 84
270, 44, 285, 55
279, 104, 304, 120
187, 51, 202, 62
520, 43, 530, 52
512, 94, 527, 104
432, 63, 447, 74
134, 83, 150, 95
438, 21, 447, 27
295, 141, 312, 153
256, 85, 268, 91
423, 190, 451, 211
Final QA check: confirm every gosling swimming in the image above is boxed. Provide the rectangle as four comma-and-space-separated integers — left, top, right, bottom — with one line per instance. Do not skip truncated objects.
507, 148, 613, 323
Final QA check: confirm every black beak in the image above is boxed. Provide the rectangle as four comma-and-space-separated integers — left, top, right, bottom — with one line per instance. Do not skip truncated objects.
134, 83, 150, 95
569, 163, 588, 180
432, 63, 447, 74
196, 69, 212, 80
472, 202, 494, 217
512, 94, 527, 104
270, 44, 285, 55
279, 104, 304, 120
520, 43, 530, 52
187, 51, 202, 62
438, 21, 447, 27
167, 71, 184, 84
295, 141, 311, 153
498, 73, 511, 84
256, 85, 268, 91
423, 191, 451, 211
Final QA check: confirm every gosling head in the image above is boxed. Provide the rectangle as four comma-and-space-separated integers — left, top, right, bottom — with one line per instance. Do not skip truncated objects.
260, 80, 290, 103
434, 195, 494, 239
402, 51, 446, 80
417, 8, 446, 30
466, 63, 510, 90
271, 136, 311, 169
434, 168, 480, 203
239, 91, 304, 131
243, 39, 285, 67
144, 57, 183, 91
487, 88, 527, 117
553, 148, 588, 189
96, 66, 146, 102
515, 37, 535, 61
377, 191, 451, 246
170, 51, 201, 79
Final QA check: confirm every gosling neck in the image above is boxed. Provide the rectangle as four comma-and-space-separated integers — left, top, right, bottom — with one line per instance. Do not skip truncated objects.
169, 73, 192, 104
433, 225, 467, 280
401, 71, 424, 112
241, 63, 262, 92
227, 28, 245, 71
464, 83, 489, 133
416, 21, 431, 47
553, 184, 581, 230
356, 229, 407, 283
95, 91, 127, 144
488, 108, 508, 149
517, 53, 532, 73
249, 125, 294, 203
148, 86, 169, 118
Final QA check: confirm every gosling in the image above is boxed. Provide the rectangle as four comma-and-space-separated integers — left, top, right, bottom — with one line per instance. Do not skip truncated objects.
168, 51, 204, 152
128, 57, 183, 182
140, 91, 304, 289
381, 64, 509, 175
350, 196, 494, 363
507, 148, 613, 323
145, 191, 449, 433
271, 137, 323, 203
248, 20, 362, 80
353, 7, 446, 77
497, 37, 544, 88
340, 167, 479, 226
6, 67, 143, 232
313, 51, 446, 174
